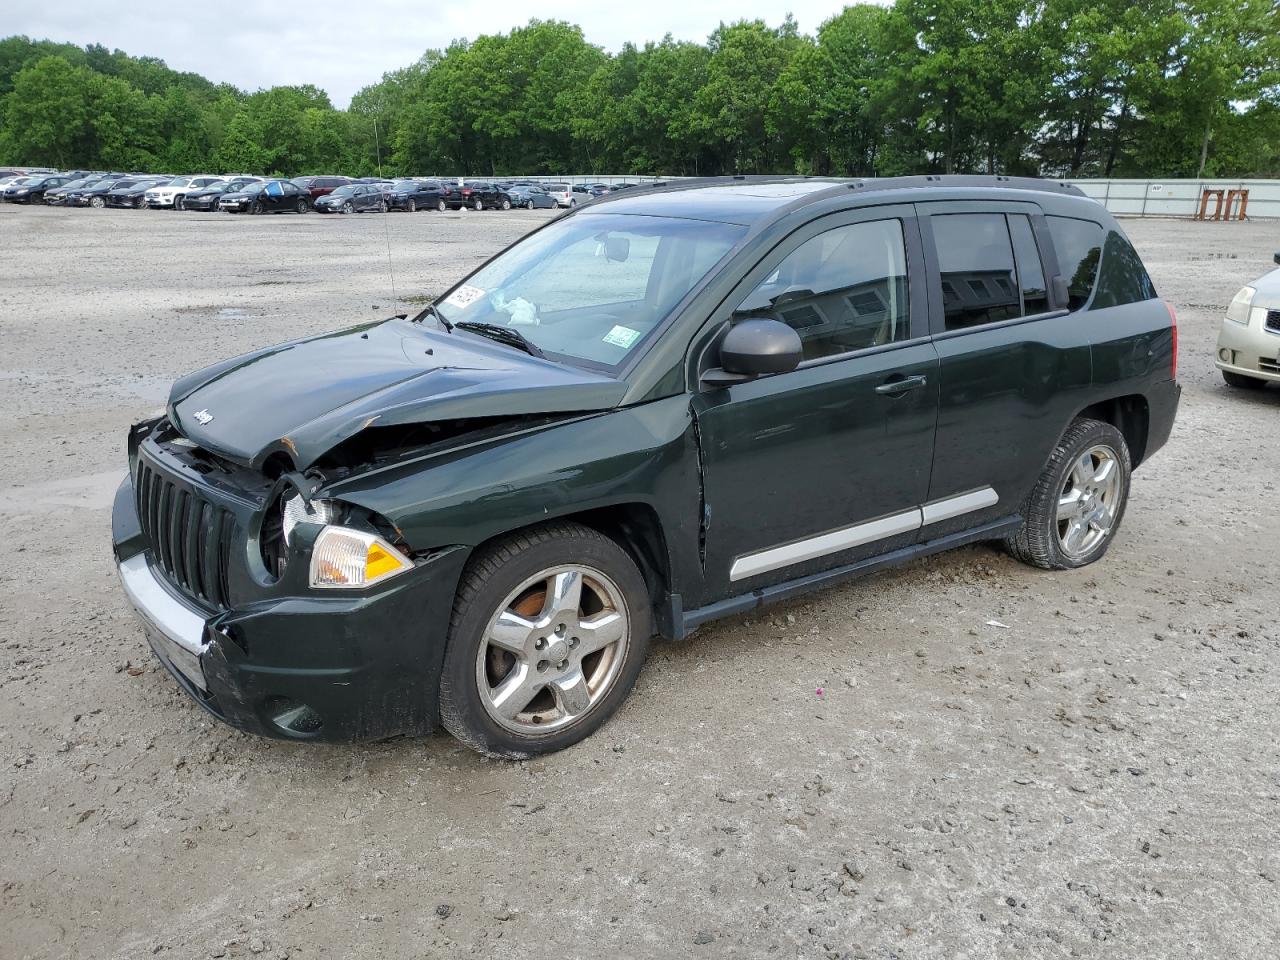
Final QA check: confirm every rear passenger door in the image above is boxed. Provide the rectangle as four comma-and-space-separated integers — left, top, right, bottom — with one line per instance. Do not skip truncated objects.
917, 201, 1092, 538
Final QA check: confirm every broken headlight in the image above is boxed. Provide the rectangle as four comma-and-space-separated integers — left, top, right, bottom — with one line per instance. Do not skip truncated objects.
281, 494, 340, 547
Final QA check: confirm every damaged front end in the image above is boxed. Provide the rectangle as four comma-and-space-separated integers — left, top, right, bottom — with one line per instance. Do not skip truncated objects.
112, 317, 623, 741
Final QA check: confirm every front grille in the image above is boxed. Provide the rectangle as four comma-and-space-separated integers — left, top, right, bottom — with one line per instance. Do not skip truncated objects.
1265, 309, 1280, 333
1259, 357, 1280, 373
135, 457, 234, 610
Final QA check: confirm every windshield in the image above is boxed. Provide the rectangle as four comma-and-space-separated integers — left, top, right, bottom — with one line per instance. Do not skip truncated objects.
60, 178, 92, 190
434, 213, 745, 371
165, 177, 192, 187
329, 185, 355, 197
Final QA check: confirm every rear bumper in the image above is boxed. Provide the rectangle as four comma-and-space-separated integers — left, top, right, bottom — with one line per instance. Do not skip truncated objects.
1141, 378, 1181, 464
112, 473, 467, 742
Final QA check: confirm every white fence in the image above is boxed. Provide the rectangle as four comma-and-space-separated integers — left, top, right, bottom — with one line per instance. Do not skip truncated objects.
1063, 179, 1280, 219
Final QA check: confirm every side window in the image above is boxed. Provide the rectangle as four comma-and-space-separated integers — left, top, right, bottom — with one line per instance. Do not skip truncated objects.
734, 219, 911, 361
931, 214, 1019, 330
1046, 216, 1103, 310
1092, 230, 1157, 309
1008, 215, 1050, 315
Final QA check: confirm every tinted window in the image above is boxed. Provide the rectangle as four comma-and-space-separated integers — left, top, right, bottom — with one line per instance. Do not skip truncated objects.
932, 214, 1019, 330
1092, 230, 1157, 308
1047, 216, 1103, 310
1008, 215, 1050, 315
736, 219, 910, 361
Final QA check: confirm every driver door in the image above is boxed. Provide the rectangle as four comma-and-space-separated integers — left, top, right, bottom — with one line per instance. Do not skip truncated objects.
692, 206, 939, 596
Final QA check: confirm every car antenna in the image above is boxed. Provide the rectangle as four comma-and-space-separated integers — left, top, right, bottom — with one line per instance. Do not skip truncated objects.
374, 118, 398, 305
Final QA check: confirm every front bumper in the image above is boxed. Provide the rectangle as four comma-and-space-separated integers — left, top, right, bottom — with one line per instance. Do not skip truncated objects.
112, 472, 468, 741
145, 195, 176, 208
1215, 310, 1280, 382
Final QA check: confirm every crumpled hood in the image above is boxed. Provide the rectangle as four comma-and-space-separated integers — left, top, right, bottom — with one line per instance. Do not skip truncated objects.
168, 318, 626, 470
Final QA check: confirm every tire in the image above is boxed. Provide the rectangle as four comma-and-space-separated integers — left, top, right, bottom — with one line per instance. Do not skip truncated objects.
473, 199, 483, 211
501, 198, 511, 210
342, 201, 354, 215
526, 200, 535, 210
90, 196, 105, 208
1222, 370, 1267, 390
407, 199, 417, 213
570, 198, 577, 207
249, 201, 263, 215
436, 199, 447, 212
1004, 418, 1131, 570
439, 522, 652, 757
134, 196, 145, 209
296, 199, 308, 214
174, 195, 185, 211
378, 199, 388, 213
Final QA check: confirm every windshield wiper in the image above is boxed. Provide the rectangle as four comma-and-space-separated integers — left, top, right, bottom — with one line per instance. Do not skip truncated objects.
454, 321, 546, 359
411, 302, 453, 332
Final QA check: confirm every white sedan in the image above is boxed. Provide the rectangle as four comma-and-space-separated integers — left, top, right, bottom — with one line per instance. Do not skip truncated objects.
1216, 252, 1280, 390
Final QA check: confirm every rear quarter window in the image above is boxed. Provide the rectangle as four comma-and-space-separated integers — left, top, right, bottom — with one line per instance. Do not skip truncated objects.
1047, 216, 1103, 310
1091, 230, 1157, 308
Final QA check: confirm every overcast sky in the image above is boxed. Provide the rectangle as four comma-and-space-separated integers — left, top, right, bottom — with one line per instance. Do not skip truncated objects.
8, 2, 874, 107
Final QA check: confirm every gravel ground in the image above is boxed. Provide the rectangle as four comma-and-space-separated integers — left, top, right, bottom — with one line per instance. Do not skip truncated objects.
1, 203, 1277, 960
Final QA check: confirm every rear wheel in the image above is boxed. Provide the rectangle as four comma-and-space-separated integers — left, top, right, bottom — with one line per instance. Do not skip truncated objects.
501, 198, 512, 210
1222, 370, 1267, 390
296, 199, 308, 214
436, 198, 447, 212
1004, 418, 1131, 570
407, 198, 417, 213
439, 522, 651, 757
473, 199, 484, 211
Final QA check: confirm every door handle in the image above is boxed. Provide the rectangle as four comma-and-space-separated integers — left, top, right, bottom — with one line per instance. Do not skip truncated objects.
875, 374, 928, 395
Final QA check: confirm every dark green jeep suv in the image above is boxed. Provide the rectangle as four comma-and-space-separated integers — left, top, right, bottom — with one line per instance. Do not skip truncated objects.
112, 176, 1179, 755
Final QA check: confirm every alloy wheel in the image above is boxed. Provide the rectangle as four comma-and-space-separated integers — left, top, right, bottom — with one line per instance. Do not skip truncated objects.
408, 199, 417, 212
437, 199, 446, 212
475, 565, 630, 736
1056, 444, 1121, 559
342, 201, 354, 215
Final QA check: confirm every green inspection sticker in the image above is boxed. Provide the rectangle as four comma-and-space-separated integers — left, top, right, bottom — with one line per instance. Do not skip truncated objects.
602, 324, 642, 349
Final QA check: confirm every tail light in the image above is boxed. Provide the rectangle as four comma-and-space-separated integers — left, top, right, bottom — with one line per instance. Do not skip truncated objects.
1163, 300, 1178, 379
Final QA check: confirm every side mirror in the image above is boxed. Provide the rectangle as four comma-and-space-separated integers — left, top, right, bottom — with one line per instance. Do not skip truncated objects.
702, 319, 802, 389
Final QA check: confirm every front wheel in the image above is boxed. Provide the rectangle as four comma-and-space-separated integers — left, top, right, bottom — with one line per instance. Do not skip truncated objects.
407, 199, 417, 213
436, 199, 447, 212
1004, 418, 1131, 570
1222, 370, 1267, 390
249, 201, 263, 215
342, 201, 354, 215
134, 196, 146, 209
439, 522, 651, 757
500, 198, 511, 210
175, 196, 185, 211
90, 196, 106, 208
526, 200, 535, 210
473, 199, 483, 211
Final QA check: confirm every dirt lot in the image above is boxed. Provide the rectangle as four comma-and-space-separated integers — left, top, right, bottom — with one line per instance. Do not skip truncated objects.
1, 202, 1277, 960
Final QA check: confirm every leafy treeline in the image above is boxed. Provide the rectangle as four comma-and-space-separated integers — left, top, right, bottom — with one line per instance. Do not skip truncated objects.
2, 0, 1278, 180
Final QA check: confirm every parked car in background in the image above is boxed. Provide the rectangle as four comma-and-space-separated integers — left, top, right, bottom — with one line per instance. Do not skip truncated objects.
106, 177, 168, 208
219, 180, 310, 214
44, 175, 106, 204
3, 174, 71, 203
314, 183, 387, 214
445, 181, 512, 211
1216, 251, 1280, 390
144, 175, 225, 210
68, 176, 130, 207
542, 183, 572, 207
291, 176, 350, 205
385, 179, 449, 212
182, 178, 262, 212
506, 184, 558, 209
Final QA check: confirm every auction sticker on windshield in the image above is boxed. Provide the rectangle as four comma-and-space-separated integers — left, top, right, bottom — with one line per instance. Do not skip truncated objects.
602, 325, 642, 349
444, 285, 486, 309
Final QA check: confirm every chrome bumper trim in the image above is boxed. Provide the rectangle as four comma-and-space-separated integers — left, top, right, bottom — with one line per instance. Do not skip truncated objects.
118, 553, 210, 690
